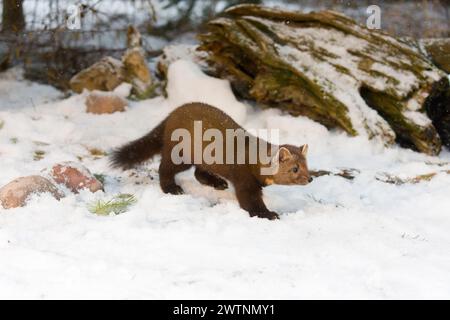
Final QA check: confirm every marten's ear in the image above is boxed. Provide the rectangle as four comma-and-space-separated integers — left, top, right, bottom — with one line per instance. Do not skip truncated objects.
277, 147, 292, 162
300, 144, 308, 156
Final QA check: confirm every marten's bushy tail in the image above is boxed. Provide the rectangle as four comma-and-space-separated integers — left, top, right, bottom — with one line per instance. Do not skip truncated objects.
110, 120, 166, 170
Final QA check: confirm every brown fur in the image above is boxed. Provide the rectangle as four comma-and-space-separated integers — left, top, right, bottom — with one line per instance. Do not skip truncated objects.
111, 103, 312, 220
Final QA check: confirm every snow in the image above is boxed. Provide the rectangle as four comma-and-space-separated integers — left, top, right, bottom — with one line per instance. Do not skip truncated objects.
112, 83, 133, 99
403, 111, 432, 127
167, 60, 248, 124
160, 44, 209, 72
1, 61, 450, 299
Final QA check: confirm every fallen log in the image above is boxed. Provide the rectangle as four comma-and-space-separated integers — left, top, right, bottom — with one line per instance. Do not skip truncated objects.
195, 4, 447, 155
420, 38, 450, 74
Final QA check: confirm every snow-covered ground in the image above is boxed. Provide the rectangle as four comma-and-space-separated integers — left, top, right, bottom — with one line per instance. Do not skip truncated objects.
1, 62, 450, 299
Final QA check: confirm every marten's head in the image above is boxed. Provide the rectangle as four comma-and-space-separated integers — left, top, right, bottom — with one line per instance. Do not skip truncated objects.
269, 144, 312, 186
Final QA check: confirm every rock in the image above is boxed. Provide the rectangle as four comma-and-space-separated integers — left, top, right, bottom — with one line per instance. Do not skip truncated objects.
122, 26, 154, 99
69, 57, 125, 93
123, 48, 153, 95
51, 162, 103, 193
0, 176, 63, 209
126, 26, 143, 49
85, 92, 128, 114
68, 27, 154, 99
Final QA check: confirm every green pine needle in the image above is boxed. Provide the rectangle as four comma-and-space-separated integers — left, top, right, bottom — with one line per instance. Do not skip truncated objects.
88, 194, 137, 216
93, 173, 106, 184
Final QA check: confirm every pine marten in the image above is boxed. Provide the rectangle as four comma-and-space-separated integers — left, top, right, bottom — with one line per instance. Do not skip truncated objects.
111, 102, 312, 220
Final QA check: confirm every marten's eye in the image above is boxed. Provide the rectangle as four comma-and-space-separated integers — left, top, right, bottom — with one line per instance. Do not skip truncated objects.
292, 167, 298, 173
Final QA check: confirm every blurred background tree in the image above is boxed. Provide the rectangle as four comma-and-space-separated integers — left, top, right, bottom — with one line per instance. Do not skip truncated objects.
1, 0, 25, 33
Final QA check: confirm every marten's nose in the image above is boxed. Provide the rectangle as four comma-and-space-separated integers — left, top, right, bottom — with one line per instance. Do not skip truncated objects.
308, 177, 313, 183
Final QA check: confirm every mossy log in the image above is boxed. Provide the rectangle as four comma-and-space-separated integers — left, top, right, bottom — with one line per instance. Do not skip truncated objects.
421, 38, 450, 74
196, 4, 446, 155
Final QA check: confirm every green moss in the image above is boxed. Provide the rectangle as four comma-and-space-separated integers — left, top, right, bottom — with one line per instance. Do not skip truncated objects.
93, 174, 106, 185
129, 82, 159, 100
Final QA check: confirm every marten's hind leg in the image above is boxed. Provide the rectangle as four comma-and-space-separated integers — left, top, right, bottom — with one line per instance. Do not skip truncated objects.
194, 167, 228, 190
159, 154, 191, 195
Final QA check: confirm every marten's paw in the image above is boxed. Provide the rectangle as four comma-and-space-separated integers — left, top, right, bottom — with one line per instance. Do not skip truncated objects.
163, 184, 184, 195
194, 169, 228, 190
213, 179, 228, 190
250, 211, 280, 220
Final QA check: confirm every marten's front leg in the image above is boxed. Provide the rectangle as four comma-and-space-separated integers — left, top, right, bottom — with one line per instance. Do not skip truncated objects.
233, 178, 279, 220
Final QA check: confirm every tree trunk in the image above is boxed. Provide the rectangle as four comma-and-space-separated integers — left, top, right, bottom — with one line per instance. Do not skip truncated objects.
195, 4, 446, 155
2, 0, 25, 33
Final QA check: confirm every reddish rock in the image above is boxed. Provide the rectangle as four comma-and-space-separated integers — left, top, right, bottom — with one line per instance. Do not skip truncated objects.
51, 162, 103, 193
85, 92, 127, 114
0, 176, 63, 209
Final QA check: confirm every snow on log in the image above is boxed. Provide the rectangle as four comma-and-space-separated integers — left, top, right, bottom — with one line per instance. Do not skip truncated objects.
196, 4, 446, 155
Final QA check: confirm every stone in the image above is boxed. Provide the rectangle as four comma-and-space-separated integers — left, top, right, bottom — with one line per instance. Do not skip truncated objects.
51, 162, 103, 193
69, 57, 125, 93
85, 92, 128, 114
122, 26, 154, 98
0, 176, 63, 209
68, 27, 154, 99
123, 49, 152, 88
